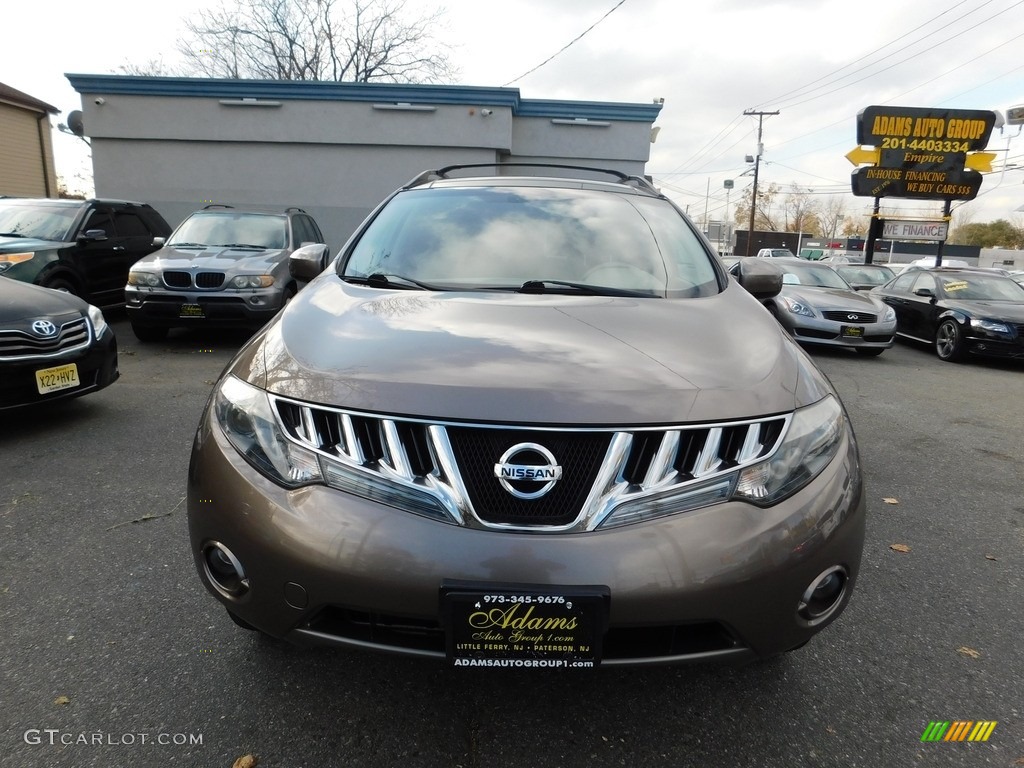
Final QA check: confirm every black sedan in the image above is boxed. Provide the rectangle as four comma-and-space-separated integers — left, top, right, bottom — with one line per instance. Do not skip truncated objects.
871, 267, 1024, 362
0, 276, 118, 409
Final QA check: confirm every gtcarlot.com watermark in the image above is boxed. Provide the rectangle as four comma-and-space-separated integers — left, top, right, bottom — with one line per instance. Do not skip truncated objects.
24, 729, 203, 747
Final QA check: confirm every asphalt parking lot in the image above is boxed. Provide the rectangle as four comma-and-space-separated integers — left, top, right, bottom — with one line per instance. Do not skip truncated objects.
2, 312, 1022, 768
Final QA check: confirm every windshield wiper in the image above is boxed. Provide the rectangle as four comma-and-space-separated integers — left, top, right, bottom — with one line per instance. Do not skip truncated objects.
214, 243, 269, 250
0, 232, 27, 238
516, 279, 654, 298
168, 242, 208, 248
344, 273, 438, 291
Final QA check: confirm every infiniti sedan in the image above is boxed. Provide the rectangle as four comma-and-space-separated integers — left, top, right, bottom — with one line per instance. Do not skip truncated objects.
871, 267, 1024, 362
734, 258, 896, 356
188, 165, 866, 668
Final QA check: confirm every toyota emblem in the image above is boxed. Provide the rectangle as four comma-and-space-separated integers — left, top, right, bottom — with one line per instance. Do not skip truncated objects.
493, 443, 563, 500
30, 319, 58, 337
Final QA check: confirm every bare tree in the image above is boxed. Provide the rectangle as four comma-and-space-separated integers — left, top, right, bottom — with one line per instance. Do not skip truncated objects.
174, 0, 456, 82
840, 214, 870, 238
782, 185, 820, 235
817, 196, 847, 241
735, 182, 781, 231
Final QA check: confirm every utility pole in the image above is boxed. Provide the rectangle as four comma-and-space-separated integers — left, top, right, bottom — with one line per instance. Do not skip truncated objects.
744, 109, 779, 257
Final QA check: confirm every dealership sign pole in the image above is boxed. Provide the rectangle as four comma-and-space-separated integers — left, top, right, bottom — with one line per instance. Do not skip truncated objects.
846, 106, 997, 265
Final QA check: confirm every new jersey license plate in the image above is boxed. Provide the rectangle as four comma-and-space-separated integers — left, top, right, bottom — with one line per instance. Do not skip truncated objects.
35, 363, 80, 394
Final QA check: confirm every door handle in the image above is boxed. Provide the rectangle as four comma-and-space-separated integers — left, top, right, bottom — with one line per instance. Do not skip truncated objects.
112, 246, 126, 251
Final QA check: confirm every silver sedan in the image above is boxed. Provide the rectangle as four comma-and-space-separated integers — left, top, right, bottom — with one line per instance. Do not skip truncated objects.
758, 258, 897, 356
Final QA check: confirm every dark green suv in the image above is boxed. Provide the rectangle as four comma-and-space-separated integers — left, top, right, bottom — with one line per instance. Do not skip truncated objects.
0, 198, 171, 306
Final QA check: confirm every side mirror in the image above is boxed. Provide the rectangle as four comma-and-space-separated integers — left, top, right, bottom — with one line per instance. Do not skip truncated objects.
914, 287, 935, 298
289, 243, 331, 282
152, 236, 166, 247
79, 228, 108, 242
733, 258, 783, 299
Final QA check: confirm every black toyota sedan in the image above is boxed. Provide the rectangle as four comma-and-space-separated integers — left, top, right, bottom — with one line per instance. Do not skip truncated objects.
871, 267, 1024, 362
0, 276, 118, 409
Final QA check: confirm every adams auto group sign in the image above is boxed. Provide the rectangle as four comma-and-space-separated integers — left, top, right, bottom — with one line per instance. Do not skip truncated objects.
847, 106, 998, 201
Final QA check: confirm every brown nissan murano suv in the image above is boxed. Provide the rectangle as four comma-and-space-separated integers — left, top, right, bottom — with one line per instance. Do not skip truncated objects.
187, 165, 866, 668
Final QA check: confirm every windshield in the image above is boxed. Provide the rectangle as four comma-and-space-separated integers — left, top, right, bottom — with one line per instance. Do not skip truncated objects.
0, 201, 79, 241
939, 274, 1024, 301
341, 186, 720, 297
837, 266, 894, 286
170, 212, 287, 249
779, 262, 852, 290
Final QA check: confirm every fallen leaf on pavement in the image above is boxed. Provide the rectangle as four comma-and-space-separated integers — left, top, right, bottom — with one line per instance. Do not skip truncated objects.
54, 696, 70, 706
985, 554, 998, 561
233, 755, 258, 768
890, 544, 911, 553
956, 646, 981, 659
882, 497, 899, 505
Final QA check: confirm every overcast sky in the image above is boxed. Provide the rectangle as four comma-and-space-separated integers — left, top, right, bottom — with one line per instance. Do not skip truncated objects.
5, 0, 1024, 229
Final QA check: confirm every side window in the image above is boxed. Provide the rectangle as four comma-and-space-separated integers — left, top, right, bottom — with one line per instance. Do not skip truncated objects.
82, 208, 116, 238
113, 211, 150, 237
889, 273, 916, 293
302, 215, 324, 244
290, 215, 311, 246
911, 273, 937, 294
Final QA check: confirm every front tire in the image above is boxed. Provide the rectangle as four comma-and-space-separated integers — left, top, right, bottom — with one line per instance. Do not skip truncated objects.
131, 324, 169, 343
935, 319, 966, 362
43, 277, 80, 297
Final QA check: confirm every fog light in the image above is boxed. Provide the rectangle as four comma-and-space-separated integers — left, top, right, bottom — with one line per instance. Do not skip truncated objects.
202, 542, 250, 599
797, 565, 847, 626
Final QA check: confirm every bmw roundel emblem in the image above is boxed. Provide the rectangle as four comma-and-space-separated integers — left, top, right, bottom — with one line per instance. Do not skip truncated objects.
493, 443, 563, 500
31, 319, 58, 337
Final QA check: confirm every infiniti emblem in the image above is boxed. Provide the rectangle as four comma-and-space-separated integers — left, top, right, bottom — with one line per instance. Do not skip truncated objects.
847, 314, 859, 321
493, 443, 563, 500
31, 319, 57, 337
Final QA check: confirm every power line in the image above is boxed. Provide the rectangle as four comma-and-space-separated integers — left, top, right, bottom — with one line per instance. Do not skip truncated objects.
501, 0, 628, 86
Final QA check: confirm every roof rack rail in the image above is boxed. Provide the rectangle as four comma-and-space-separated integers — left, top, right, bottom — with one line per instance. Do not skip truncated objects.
203, 203, 234, 209
404, 163, 660, 195
284, 207, 308, 214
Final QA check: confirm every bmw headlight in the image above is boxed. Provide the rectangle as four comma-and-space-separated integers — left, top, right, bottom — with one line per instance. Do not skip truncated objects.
971, 318, 1011, 335
127, 271, 160, 287
214, 376, 322, 488
733, 396, 845, 506
87, 305, 108, 338
782, 296, 815, 318
230, 275, 274, 289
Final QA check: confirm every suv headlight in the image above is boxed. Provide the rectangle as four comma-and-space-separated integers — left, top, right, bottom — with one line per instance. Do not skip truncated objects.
87, 305, 108, 338
733, 396, 845, 506
230, 275, 274, 289
214, 376, 322, 488
0, 252, 34, 273
128, 271, 160, 287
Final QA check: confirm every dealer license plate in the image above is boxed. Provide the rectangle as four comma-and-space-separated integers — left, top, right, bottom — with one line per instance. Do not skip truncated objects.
35, 363, 80, 394
841, 325, 865, 338
180, 303, 204, 318
441, 581, 609, 668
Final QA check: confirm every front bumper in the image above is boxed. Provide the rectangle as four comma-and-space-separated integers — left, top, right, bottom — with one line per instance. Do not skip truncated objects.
785, 315, 896, 350
187, 407, 866, 666
0, 329, 118, 410
126, 286, 283, 328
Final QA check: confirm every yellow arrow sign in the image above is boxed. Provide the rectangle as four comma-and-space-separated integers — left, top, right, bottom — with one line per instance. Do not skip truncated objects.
965, 152, 995, 173
846, 146, 879, 166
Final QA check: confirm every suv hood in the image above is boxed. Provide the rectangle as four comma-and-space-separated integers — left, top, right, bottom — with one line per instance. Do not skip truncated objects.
0, 236, 65, 252
231, 277, 833, 425
135, 245, 287, 272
